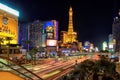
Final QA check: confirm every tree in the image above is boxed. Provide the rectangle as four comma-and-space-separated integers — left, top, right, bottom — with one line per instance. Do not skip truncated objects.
72, 59, 95, 80
5, 37, 13, 45
23, 40, 31, 52
0, 37, 4, 54
99, 50, 109, 53
80, 60, 95, 80
72, 58, 120, 80
5, 37, 13, 58
94, 58, 117, 80
29, 48, 38, 65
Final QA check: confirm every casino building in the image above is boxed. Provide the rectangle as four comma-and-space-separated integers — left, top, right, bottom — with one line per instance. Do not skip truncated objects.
0, 3, 19, 45
19, 20, 58, 51
0, 3, 22, 56
60, 6, 77, 48
112, 10, 120, 52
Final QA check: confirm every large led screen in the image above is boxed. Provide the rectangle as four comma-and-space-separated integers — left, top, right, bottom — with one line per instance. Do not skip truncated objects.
46, 39, 57, 46
47, 33, 54, 39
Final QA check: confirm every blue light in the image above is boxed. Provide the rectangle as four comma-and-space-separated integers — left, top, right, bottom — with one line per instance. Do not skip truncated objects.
0, 3, 19, 17
44, 21, 54, 29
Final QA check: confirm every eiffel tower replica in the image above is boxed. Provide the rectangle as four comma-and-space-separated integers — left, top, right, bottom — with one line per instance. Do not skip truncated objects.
60, 6, 78, 47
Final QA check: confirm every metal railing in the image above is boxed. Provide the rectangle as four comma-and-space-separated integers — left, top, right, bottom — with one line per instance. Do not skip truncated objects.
0, 56, 43, 80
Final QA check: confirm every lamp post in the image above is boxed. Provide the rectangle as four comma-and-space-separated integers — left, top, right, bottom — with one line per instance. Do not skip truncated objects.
6, 45, 9, 58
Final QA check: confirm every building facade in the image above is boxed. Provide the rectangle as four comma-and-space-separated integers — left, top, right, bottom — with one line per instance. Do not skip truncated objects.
29, 21, 44, 49
44, 20, 58, 51
112, 11, 120, 52
0, 3, 22, 55
108, 34, 115, 53
19, 20, 58, 51
0, 3, 19, 44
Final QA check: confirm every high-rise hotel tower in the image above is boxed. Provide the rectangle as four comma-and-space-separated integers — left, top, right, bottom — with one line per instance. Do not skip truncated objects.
112, 10, 120, 51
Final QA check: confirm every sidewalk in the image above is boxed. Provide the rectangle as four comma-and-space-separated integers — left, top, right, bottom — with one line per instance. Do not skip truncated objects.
0, 71, 24, 80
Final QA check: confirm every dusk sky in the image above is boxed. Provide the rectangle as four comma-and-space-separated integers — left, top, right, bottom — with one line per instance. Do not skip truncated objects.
1, 0, 120, 49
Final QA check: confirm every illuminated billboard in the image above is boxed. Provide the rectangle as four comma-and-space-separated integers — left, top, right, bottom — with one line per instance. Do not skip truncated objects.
109, 44, 113, 48
43, 20, 58, 40
53, 20, 58, 40
43, 21, 54, 29
46, 39, 57, 46
47, 33, 54, 39
46, 26, 54, 33
84, 41, 90, 49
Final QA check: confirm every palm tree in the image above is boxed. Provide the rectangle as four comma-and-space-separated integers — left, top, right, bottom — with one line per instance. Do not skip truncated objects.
5, 37, 13, 58
6, 37, 13, 45
23, 40, 31, 52
30, 48, 38, 65
0, 37, 4, 54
